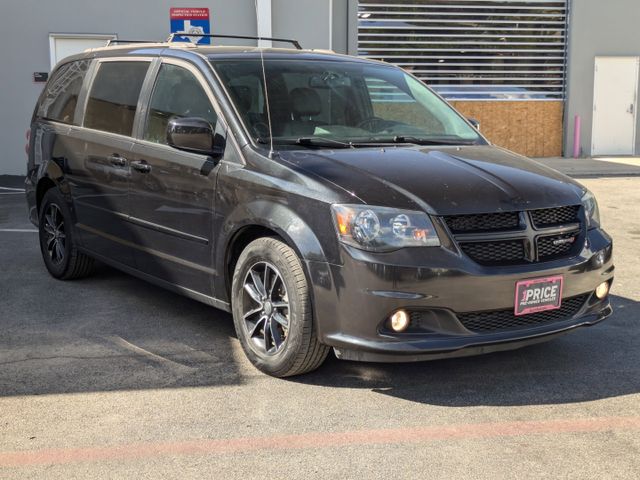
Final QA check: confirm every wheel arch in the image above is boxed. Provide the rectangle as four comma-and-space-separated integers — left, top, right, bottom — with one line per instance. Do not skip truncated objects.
35, 160, 71, 213
218, 200, 330, 305
36, 177, 57, 213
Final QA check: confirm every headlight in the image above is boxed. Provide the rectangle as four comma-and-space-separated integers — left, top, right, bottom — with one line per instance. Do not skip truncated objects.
331, 204, 440, 251
581, 190, 601, 229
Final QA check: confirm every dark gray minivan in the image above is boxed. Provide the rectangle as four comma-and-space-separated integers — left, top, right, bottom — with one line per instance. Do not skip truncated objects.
26, 36, 614, 377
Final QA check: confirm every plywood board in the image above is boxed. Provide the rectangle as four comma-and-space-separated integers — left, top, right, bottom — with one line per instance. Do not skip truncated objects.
451, 101, 563, 157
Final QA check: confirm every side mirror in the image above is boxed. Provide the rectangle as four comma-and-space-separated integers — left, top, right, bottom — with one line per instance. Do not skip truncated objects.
166, 117, 224, 157
467, 117, 481, 131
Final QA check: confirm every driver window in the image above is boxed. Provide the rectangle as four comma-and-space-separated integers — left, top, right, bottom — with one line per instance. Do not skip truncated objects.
364, 77, 444, 134
144, 64, 218, 144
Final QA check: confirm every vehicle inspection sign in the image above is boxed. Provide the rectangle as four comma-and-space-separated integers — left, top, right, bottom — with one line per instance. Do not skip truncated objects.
170, 7, 210, 44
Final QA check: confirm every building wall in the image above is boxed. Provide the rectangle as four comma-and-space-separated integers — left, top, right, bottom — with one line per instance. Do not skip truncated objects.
565, 0, 640, 157
272, 0, 329, 50
0, 0, 336, 175
272, 0, 352, 54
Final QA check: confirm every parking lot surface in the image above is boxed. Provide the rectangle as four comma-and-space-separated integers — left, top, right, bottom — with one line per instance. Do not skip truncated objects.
1, 176, 639, 479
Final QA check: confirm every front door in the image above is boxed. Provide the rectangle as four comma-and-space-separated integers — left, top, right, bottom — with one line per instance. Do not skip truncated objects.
128, 60, 225, 295
592, 56, 639, 156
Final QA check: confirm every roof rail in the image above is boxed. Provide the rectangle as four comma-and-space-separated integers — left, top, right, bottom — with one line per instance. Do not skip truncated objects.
165, 33, 302, 50
106, 39, 158, 46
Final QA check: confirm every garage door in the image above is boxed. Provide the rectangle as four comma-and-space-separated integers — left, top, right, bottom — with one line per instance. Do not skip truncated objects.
357, 0, 568, 100
49, 34, 116, 69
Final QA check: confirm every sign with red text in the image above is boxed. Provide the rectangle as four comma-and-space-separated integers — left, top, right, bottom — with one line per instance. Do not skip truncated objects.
170, 8, 210, 44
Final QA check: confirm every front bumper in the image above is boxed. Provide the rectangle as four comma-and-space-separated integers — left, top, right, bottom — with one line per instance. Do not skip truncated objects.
308, 227, 614, 362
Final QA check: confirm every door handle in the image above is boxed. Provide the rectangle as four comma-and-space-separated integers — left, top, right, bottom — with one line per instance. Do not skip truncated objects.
629, 103, 635, 115
131, 160, 151, 173
108, 154, 127, 167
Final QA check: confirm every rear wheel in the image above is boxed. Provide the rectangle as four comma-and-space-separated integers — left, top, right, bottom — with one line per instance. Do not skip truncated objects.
38, 188, 94, 280
231, 237, 329, 377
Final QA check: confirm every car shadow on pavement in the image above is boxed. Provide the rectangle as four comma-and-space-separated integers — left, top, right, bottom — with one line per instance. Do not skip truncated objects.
0, 257, 242, 397
0, 189, 246, 398
295, 294, 640, 407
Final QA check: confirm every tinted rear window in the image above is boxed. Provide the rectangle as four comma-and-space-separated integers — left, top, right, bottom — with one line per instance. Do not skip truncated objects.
84, 61, 149, 136
37, 60, 90, 125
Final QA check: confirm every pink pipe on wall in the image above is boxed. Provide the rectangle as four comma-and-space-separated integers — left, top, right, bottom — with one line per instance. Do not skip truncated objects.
573, 115, 581, 158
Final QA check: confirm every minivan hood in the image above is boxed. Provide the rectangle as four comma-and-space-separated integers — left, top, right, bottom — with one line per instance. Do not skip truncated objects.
277, 145, 585, 215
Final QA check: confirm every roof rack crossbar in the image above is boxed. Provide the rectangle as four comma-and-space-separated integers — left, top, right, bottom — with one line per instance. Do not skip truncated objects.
107, 39, 158, 46
165, 33, 302, 50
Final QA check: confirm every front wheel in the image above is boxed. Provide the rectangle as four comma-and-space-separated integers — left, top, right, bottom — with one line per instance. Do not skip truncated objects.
231, 237, 329, 377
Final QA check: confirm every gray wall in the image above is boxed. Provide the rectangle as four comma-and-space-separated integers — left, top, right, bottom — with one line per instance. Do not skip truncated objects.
272, 0, 353, 53
0, 0, 337, 175
565, 0, 640, 157
272, 0, 331, 50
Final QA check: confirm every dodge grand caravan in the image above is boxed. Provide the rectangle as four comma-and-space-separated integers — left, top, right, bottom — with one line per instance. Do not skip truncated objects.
25, 36, 614, 377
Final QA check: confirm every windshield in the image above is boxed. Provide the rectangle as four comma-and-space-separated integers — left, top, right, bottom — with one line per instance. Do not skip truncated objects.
212, 58, 483, 147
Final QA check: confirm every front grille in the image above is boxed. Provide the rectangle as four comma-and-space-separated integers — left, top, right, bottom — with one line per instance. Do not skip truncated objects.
444, 212, 520, 234
537, 231, 580, 260
530, 205, 580, 228
460, 240, 526, 265
458, 295, 589, 333
444, 205, 583, 267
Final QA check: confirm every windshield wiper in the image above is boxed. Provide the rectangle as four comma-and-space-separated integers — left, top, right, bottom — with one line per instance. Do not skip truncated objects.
261, 136, 395, 149
295, 137, 354, 148
371, 136, 478, 146
256, 136, 353, 149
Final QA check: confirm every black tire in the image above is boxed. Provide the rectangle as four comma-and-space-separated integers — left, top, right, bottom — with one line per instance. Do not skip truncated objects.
231, 237, 329, 377
38, 188, 94, 280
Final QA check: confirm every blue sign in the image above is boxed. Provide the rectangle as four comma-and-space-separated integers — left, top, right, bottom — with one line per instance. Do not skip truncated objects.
170, 7, 210, 45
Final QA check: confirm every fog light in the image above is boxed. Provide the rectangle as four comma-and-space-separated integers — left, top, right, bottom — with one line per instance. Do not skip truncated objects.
390, 310, 410, 332
595, 282, 609, 299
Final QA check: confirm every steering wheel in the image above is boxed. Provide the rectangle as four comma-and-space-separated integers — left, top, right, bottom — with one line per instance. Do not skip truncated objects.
252, 122, 271, 139
356, 116, 397, 133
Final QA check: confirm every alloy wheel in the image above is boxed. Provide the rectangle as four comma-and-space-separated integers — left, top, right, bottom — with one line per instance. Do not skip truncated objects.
43, 204, 66, 265
242, 261, 290, 356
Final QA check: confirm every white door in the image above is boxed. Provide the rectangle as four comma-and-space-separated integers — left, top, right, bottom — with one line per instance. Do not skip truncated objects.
592, 57, 639, 156
49, 34, 116, 69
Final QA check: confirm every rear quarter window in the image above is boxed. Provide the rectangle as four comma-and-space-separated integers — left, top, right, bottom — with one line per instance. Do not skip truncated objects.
37, 59, 90, 125
84, 61, 149, 136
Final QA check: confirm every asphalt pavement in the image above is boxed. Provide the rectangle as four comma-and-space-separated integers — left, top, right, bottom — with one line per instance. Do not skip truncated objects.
0, 173, 639, 479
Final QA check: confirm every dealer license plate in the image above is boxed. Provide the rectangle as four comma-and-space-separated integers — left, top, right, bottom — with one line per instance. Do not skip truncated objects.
515, 275, 563, 316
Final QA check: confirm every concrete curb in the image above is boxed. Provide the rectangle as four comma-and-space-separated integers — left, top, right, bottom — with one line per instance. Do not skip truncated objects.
534, 157, 640, 178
